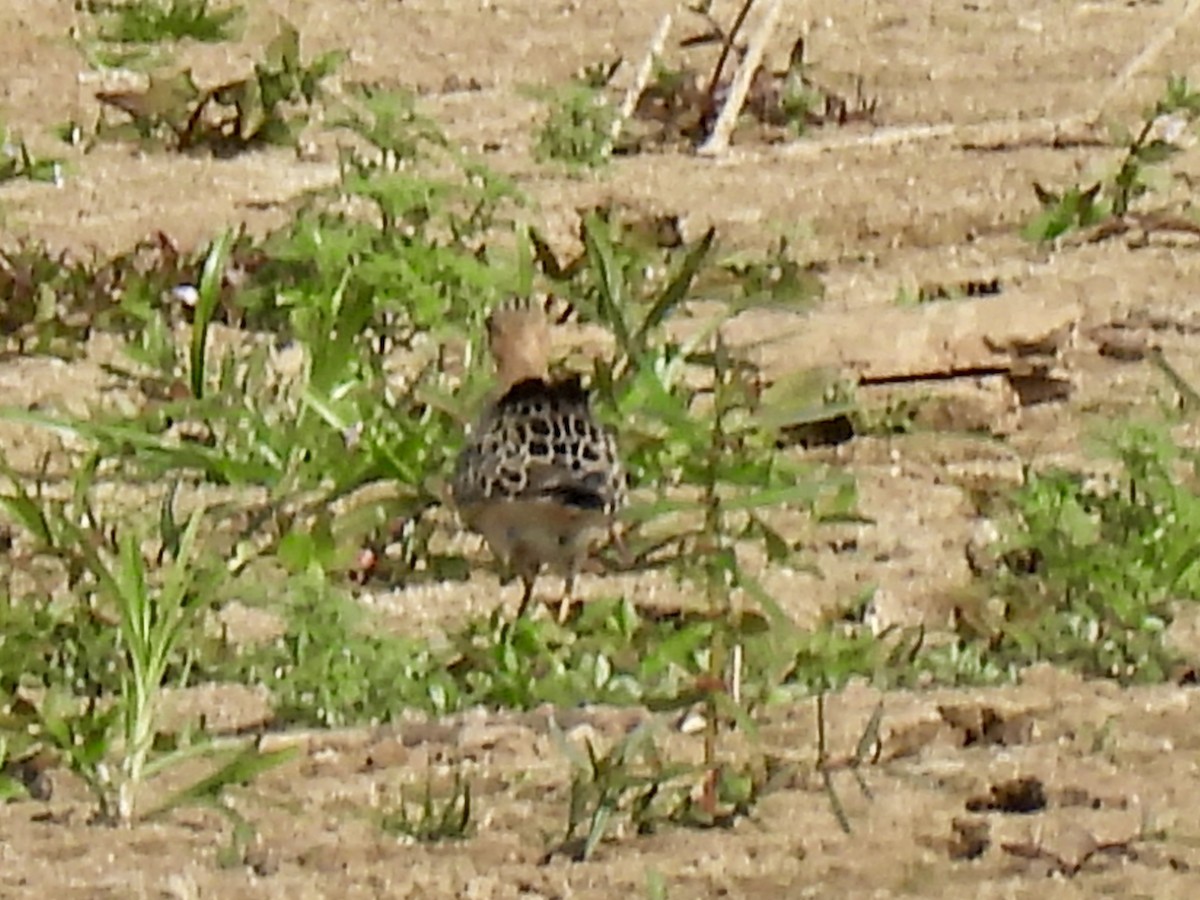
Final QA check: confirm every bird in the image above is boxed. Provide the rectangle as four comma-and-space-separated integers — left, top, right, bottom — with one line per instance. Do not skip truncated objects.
451, 295, 626, 620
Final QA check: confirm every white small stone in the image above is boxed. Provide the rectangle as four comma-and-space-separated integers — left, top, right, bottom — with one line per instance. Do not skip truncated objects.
171, 284, 200, 307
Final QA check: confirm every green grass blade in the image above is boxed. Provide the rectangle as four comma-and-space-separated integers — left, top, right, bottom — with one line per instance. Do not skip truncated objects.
116, 529, 151, 653
0, 456, 52, 547
146, 742, 298, 819
582, 213, 631, 350
190, 229, 233, 400
721, 483, 828, 512
0, 407, 277, 485
632, 227, 716, 349
582, 802, 612, 861
735, 569, 796, 636
160, 508, 205, 615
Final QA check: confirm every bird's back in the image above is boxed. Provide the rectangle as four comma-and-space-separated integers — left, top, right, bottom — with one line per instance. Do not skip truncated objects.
452, 375, 625, 519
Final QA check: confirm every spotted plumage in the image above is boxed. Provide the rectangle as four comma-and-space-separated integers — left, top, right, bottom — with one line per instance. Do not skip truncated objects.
451, 296, 625, 617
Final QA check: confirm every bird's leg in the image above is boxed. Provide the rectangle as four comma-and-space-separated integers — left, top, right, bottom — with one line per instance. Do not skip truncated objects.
557, 571, 576, 623
516, 573, 536, 619
609, 521, 634, 569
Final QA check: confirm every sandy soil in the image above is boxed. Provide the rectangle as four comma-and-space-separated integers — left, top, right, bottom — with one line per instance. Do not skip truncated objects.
3, 0, 1200, 897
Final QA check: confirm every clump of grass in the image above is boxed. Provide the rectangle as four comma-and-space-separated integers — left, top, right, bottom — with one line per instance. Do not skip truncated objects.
553, 719, 798, 861
0, 126, 63, 185
0, 462, 291, 825
232, 575, 458, 726
0, 232, 190, 356
81, 0, 244, 44
533, 81, 617, 169
967, 423, 1200, 682
531, 205, 824, 319
378, 769, 473, 842
218, 584, 900, 730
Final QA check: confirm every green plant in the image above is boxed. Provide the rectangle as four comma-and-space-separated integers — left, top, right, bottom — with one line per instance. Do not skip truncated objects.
533, 81, 616, 169
557, 726, 680, 861
0, 457, 291, 824
234, 575, 461, 726
378, 769, 473, 841
1024, 75, 1200, 241
969, 423, 1200, 682
1023, 182, 1109, 243
645, 870, 669, 900
225, 583, 879, 729
531, 207, 823, 341
0, 233, 193, 357
109, 506, 206, 821
82, 0, 245, 44
95, 21, 342, 153
0, 127, 63, 185
702, 236, 826, 310
554, 721, 792, 861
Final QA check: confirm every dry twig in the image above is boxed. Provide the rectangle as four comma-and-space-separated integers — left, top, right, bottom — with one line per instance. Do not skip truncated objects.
697, 0, 784, 156
610, 11, 677, 150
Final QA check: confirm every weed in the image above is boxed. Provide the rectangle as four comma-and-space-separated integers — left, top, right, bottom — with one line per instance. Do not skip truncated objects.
645, 870, 669, 900
969, 423, 1200, 682
1024, 75, 1200, 241
700, 236, 826, 311
234, 575, 460, 726
555, 724, 687, 861
378, 769, 473, 841
553, 721, 791, 860
0, 127, 63, 185
224, 585, 882, 730
109, 506, 208, 821
533, 81, 616, 169
814, 692, 882, 833
531, 207, 823, 333
0, 458, 291, 824
0, 233, 189, 357
95, 21, 343, 154
81, 0, 245, 45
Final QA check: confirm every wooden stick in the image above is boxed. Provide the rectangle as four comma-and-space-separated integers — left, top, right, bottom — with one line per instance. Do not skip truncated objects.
697, 0, 784, 156
704, 0, 758, 100
609, 11, 676, 150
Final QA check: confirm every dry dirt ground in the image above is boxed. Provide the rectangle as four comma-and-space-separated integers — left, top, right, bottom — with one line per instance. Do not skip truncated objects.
3, 0, 1200, 897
